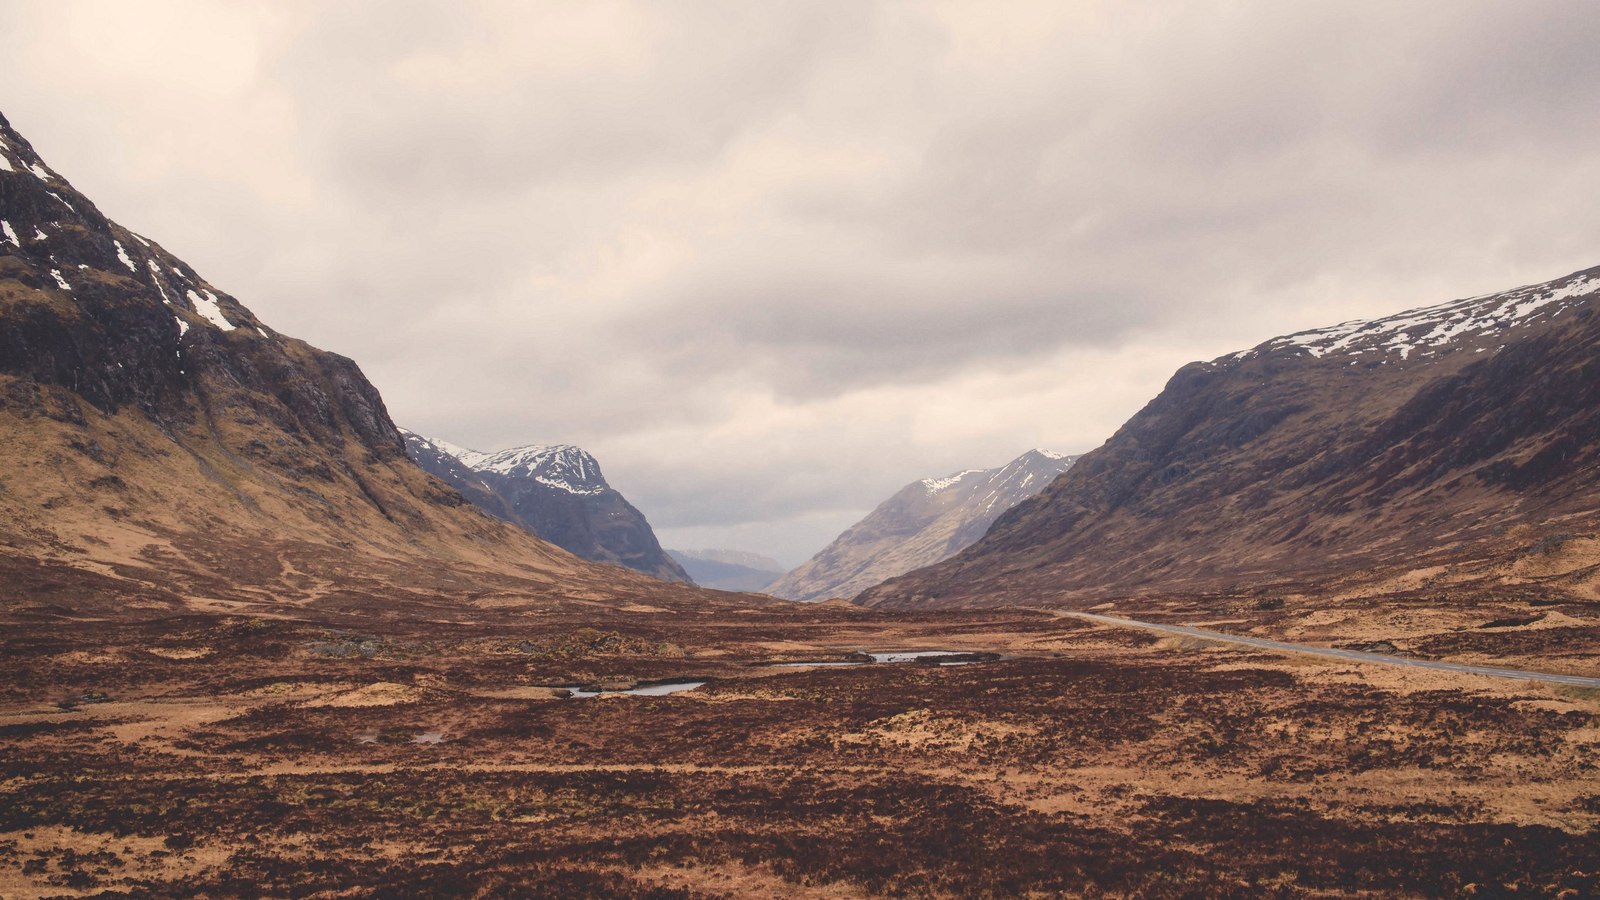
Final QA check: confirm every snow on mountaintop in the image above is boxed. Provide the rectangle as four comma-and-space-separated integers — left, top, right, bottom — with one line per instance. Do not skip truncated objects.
921, 451, 1067, 495
469, 445, 607, 495
400, 429, 480, 466
411, 432, 610, 496
1232, 267, 1600, 364
921, 470, 983, 494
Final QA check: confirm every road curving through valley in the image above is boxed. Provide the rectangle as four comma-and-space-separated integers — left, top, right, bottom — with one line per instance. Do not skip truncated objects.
1054, 609, 1600, 689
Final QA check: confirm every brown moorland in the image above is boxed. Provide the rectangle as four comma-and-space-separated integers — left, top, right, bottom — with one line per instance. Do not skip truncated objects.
3, 589, 1598, 897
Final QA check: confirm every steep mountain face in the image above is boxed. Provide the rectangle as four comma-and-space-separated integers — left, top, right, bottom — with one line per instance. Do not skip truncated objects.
768, 449, 1079, 602
0, 111, 717, 618
860, 266, 1600, 609
401, 432, 690, 583
667, 549, 786, 593
398, 429, 514, 522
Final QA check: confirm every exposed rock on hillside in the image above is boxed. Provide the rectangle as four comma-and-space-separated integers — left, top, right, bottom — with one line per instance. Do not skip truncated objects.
860, 267, 1600, 609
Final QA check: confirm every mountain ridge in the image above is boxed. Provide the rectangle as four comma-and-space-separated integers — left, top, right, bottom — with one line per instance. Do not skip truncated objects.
859, 264, 1600, 610
768, 448, 1079, 601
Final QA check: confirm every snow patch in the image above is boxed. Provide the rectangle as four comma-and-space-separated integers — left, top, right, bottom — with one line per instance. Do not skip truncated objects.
922, 470, 982, 494
1239, 270, 1600, 363
114, 240, 136, 272
174, 315, 190, 337
33, 228, 46, 241
413, 432, 484, 464
50, 269, 70, 291
0, 220, 17, 247
149, 261, 173, 304
46, 191, 74, 212
0, 152, 12, 173
186, 289, 236, 331
28, 162, 51, 181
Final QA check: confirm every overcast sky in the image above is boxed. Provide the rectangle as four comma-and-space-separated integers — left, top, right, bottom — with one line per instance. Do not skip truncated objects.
4, 1, 1600, 565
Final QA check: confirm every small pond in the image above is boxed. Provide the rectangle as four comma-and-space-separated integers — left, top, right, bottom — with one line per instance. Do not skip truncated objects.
771, 650, 999, 668
566, 681, 708, 698
867, 651, 972, 663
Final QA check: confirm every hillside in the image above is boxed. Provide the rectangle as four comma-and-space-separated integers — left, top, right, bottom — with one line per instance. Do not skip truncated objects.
769, 449, 1078, 601
860, 266, 1600, 612
0, 111, 731, 620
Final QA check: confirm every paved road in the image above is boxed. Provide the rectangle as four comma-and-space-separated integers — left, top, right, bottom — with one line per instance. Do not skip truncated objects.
1055, 610, 1600, 689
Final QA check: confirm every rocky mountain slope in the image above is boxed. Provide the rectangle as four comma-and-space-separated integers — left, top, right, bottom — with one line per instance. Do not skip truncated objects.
769, 449, 1078, 601
0, 110, 727, 618
401, 431, 690, 583
667, 549, 786, 592
860, 266, 1600, 610
397, 429, 515, 522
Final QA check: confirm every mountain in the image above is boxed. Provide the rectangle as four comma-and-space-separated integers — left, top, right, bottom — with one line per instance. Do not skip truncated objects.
667, 549, 786, 592
859, 266, 1600, 609
398, 429, 516, 521
672, 548, 786, 572
0, 110, 718, 618
767, 449, 1079, 601
401, 431, 691, 583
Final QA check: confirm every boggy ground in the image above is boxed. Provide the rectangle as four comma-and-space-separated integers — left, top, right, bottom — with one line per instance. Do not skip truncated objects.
2, 602, 1599, 898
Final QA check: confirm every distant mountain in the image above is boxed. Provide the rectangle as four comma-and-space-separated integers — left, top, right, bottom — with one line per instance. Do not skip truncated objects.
401, 431, 690, 583
767, 449, 1079, 601
673, 548, 786, 571
860, 265, 1600, 609
400, 430, 515, 522
0, 109, 717, 618
667, 549, 786, 592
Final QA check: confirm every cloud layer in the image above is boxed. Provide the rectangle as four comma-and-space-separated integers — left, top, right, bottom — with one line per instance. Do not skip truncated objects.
5, 1, 1600, 564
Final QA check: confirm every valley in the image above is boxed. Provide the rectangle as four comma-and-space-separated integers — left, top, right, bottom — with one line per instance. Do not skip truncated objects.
4, 600, 1598, 897
5, 13, 1600, 894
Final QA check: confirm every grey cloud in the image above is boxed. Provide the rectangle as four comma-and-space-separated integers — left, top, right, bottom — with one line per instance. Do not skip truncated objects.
629, 274, 1137, 400
276, 1, 871, 203
6, 1, 1600, 562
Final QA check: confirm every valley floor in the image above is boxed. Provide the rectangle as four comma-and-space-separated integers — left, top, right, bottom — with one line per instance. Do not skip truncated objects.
2, 601, 1598, 897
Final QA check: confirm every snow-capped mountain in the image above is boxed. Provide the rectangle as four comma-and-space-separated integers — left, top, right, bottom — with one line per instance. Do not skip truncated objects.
452, 444, 609, 495
401, 431, 690, 583
767, 449, 1079, 601
0, 109, 692, 615
1244, 268, 1600, 363
862, 264, 1600, 609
